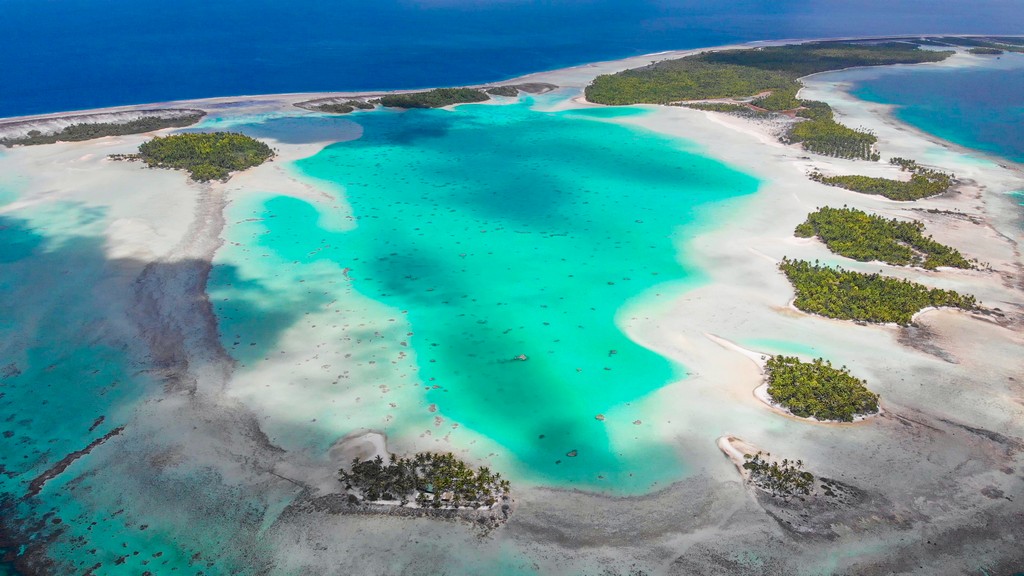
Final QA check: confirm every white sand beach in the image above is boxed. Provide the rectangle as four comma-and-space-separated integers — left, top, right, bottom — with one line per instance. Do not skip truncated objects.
1, 41, 1022, 575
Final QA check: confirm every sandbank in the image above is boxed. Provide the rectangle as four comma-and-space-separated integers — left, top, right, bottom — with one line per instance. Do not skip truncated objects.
0, 38, 1021, 575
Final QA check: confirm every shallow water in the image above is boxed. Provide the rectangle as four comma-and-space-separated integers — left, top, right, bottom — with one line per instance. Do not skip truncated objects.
0, 54, 1018, 574
740, 338, 823, 358
848, 53, 1024, 164
5, 0, 1023, 117
208, 98, 760, 493
0, 205, 182, 573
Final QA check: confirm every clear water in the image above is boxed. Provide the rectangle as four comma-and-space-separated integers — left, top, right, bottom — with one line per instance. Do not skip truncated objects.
210, 98, 760, 492
3, 39, 1022, 574
0, 205, 188, 574
741, 338, 823, 359
848, 52, 1024, 163
3, 0, 1024, 117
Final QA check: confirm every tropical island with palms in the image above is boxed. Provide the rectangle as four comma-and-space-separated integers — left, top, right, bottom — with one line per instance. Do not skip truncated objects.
0, 32, 1021, 576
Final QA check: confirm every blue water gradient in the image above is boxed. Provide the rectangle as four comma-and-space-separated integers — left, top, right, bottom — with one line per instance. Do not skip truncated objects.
208, 98, 760, 492
3, 0, 1024, 117
849, 53, 1024, 163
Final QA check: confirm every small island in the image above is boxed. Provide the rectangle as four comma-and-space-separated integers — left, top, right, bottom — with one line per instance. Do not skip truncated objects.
967, 47, 1005, 55
585, 42, 952, 161
340, 452, 511, 510
112, 132, 274, 182
0, 109, 206, 147
376, 88, 490, 109
585, 42, 951, 106
795, 206, 973, 269
763, 355, 879, 422
742, 451, 815, 499
310, 100, 376, 114
485, 86, 520, 97
782, 100, 880, 160
682, 102, 767, 115
779, 258, 978, 325
809, 157, 954, 201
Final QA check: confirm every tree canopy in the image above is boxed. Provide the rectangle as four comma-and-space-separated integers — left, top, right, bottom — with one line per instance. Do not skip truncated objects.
780, 258, 977, 325
743, 451, 815, 499
376, 88, 489, 109
810, 158, 953, 200
340, 452, 510, 509
795, 206, 972, 270
765, 355, 878, 422
585, 42, 951, 106
1, 112, 206, 147
130, 132, 274, 182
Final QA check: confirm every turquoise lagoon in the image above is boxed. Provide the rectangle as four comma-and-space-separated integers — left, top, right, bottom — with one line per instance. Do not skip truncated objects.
0, 204, 248, 574
2, 96, 760, 572
847, 52, 1024, 164
211, 98, 760, 492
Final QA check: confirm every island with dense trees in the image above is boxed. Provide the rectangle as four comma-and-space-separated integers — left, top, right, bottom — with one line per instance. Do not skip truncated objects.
810, 157, 954, 200
0, 110, 206, 147
339, 452, 511, 510
375, 88, 490, 109
967, 47, 1005, 55
779, 258, 978, 325
585, 42, 949, 161
763, 355, 879, 422
742, 452, 815, 500
795, 206, 973, 270
682, 102, 771, 117
112, 132, 274, 182
584, 42, 951, 106
930, 36, 1023, 53
785, 100, 880, 160
485, 86, 520, 97
310, 100, 376, 114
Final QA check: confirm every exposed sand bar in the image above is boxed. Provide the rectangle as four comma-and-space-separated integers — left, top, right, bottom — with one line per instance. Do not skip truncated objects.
0, 41, 1021, 575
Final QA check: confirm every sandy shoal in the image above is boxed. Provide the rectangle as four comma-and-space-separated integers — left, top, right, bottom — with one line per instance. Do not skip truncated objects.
0, 43, 1022, 575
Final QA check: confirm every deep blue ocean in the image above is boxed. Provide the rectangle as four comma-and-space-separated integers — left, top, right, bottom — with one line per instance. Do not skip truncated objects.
2, 0, 1024, 118
849, 53, 1024, 163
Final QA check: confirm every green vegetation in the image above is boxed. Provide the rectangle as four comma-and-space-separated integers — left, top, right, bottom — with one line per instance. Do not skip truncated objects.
340, 452, 510, 509
751, 84, 801, 110
585, 43, 951, 161
0, 112, 206, 147
376, 88, 489, 109
311, 100, 374, 114
485, 86, 519, 97
987, 36, 1024, 48
787, 105, 879, 160
967, 47, 1004, 55
586, 60, 795, 105
584, 42, 951, 105
119, 132, 274, 182
933, 36, 1024, 54
742, 452, 815, 499
683, 102, 748, 113
779, 258, 977, 325
795, 206, 972, 270
787, 98, 881, 160
765, 356, 878, 421
681, 102, 771, 118
809, 159, 953, 200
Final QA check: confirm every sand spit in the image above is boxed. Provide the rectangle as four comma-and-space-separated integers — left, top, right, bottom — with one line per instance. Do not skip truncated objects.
716, 436, 907, 540
25, 426, 126, 498
0, 41, 1022, 575
706, 333, 882, 424
293, 82, 560, 113
0, 108, 205, 141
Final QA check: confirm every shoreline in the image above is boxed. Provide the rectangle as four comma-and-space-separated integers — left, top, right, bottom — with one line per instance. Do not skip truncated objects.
1, 34, 1023, 575
705, 333, 883, 425
0, 34, 1018, 124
